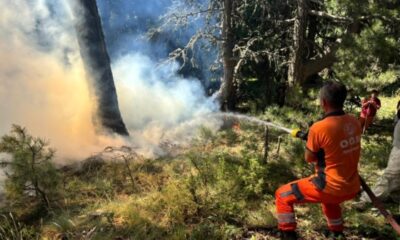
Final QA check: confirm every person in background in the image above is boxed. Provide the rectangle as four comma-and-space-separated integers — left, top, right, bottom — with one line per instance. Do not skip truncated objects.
356, 102, 400, 206
394, 100, 400, 125
359, 89, 381, 132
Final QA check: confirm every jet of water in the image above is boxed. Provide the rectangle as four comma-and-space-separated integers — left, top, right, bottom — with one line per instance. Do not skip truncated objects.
211, 112, 292, 134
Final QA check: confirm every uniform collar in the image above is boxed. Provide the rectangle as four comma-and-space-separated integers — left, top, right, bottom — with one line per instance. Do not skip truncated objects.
323, 110, 345, 119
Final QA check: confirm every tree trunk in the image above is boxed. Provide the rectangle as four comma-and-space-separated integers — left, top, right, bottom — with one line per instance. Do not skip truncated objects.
71, 0, 129, 136
30, 150, 50, 208
288, 0, 308, 87
221, 0, 236, 111
286, 1, 367, 93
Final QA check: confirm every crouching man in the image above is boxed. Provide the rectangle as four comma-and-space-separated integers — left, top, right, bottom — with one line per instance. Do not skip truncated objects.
275, 82, 362, 240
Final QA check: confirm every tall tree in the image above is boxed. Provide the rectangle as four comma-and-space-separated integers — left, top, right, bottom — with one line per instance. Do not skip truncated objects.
71, 0, 129, 136
220, 0, 237, 110
287, 0, 340, 86
163, 0, 293, 109
288, 0, 308, 87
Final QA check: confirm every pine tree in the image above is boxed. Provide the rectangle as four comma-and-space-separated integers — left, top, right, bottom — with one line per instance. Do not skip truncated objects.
0, 125, 60, 211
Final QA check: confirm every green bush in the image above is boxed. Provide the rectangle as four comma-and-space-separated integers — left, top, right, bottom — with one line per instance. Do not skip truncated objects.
237, 157, 267, 198
189, 221, 225, 240
0, 125, 61, 213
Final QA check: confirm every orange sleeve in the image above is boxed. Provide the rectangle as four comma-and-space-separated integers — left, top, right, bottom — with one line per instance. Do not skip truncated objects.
306, 126, 320, 154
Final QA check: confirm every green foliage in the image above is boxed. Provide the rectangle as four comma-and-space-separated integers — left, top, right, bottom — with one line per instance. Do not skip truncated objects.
332, 1, 400, 92
2, 99, 398, 239
285, 85, 305, 108
238, 157, 267, 198
0, 213, 39, 240
1, 67, 399, 240
244, 206, 277, 228
221, 128, 239, 146
198, 126, 217, 145
0, 125, 61, 213
263, 105, 321, 131
47, 214, 77, 239
189, 221, 225, 240
361, 134, 392, 169
155, 179, 198, 227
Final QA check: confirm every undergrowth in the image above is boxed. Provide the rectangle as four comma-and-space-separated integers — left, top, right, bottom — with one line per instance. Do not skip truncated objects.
0, 94, 399, 239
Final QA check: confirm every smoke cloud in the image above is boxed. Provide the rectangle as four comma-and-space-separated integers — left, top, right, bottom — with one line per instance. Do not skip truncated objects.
0, 0, 123, 161
0, 0, 219, 162
114, 53, 219, 156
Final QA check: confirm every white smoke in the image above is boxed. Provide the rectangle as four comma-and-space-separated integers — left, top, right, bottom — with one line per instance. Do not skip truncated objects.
0, 0, 128, 162
113, 54, 220, 156
0, 0, 220, 162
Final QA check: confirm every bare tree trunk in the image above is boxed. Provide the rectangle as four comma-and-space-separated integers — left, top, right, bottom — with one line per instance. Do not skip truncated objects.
71, 0, 129, 136
221, 0, 236, 111
288, 0, 308, 87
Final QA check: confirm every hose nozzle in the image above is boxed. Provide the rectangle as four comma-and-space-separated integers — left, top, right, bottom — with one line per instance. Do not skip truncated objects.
291, 129, 301, 138
291, 129, 308, 140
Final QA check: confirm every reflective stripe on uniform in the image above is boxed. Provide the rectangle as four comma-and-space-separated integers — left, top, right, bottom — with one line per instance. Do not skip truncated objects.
280, 190, 293, 198
326, 218, 343, 226
277, 213, 296, 223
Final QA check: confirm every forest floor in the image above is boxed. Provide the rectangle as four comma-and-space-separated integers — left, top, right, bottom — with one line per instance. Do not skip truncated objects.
1, 94, 400, 240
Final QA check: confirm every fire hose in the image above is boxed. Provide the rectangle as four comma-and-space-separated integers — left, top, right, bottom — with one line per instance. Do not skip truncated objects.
359, 177, 400, 234
288, 128, 400, 235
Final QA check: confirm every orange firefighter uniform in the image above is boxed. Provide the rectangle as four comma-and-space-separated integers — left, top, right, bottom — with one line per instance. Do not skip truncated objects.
275, 111, 362, 232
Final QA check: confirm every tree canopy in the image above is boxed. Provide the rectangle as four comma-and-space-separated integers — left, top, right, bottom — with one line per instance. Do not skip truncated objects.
160, 0, 400, 110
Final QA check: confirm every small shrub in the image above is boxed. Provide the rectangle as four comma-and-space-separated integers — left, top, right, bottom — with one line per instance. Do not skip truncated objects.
222, 129, 239, 146
237, 157, 267, 199
0, 125, 61, 213
159, 179, 198, 226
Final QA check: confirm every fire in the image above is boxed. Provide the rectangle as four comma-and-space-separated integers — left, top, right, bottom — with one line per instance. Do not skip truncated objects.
232, 121, 241, 132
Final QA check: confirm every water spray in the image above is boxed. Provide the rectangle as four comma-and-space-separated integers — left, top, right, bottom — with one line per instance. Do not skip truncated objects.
211, 112, 292, 133
210, 112, 308, 140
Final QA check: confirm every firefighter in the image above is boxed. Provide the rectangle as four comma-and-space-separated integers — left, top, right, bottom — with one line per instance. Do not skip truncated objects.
275, 81, 362, 240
